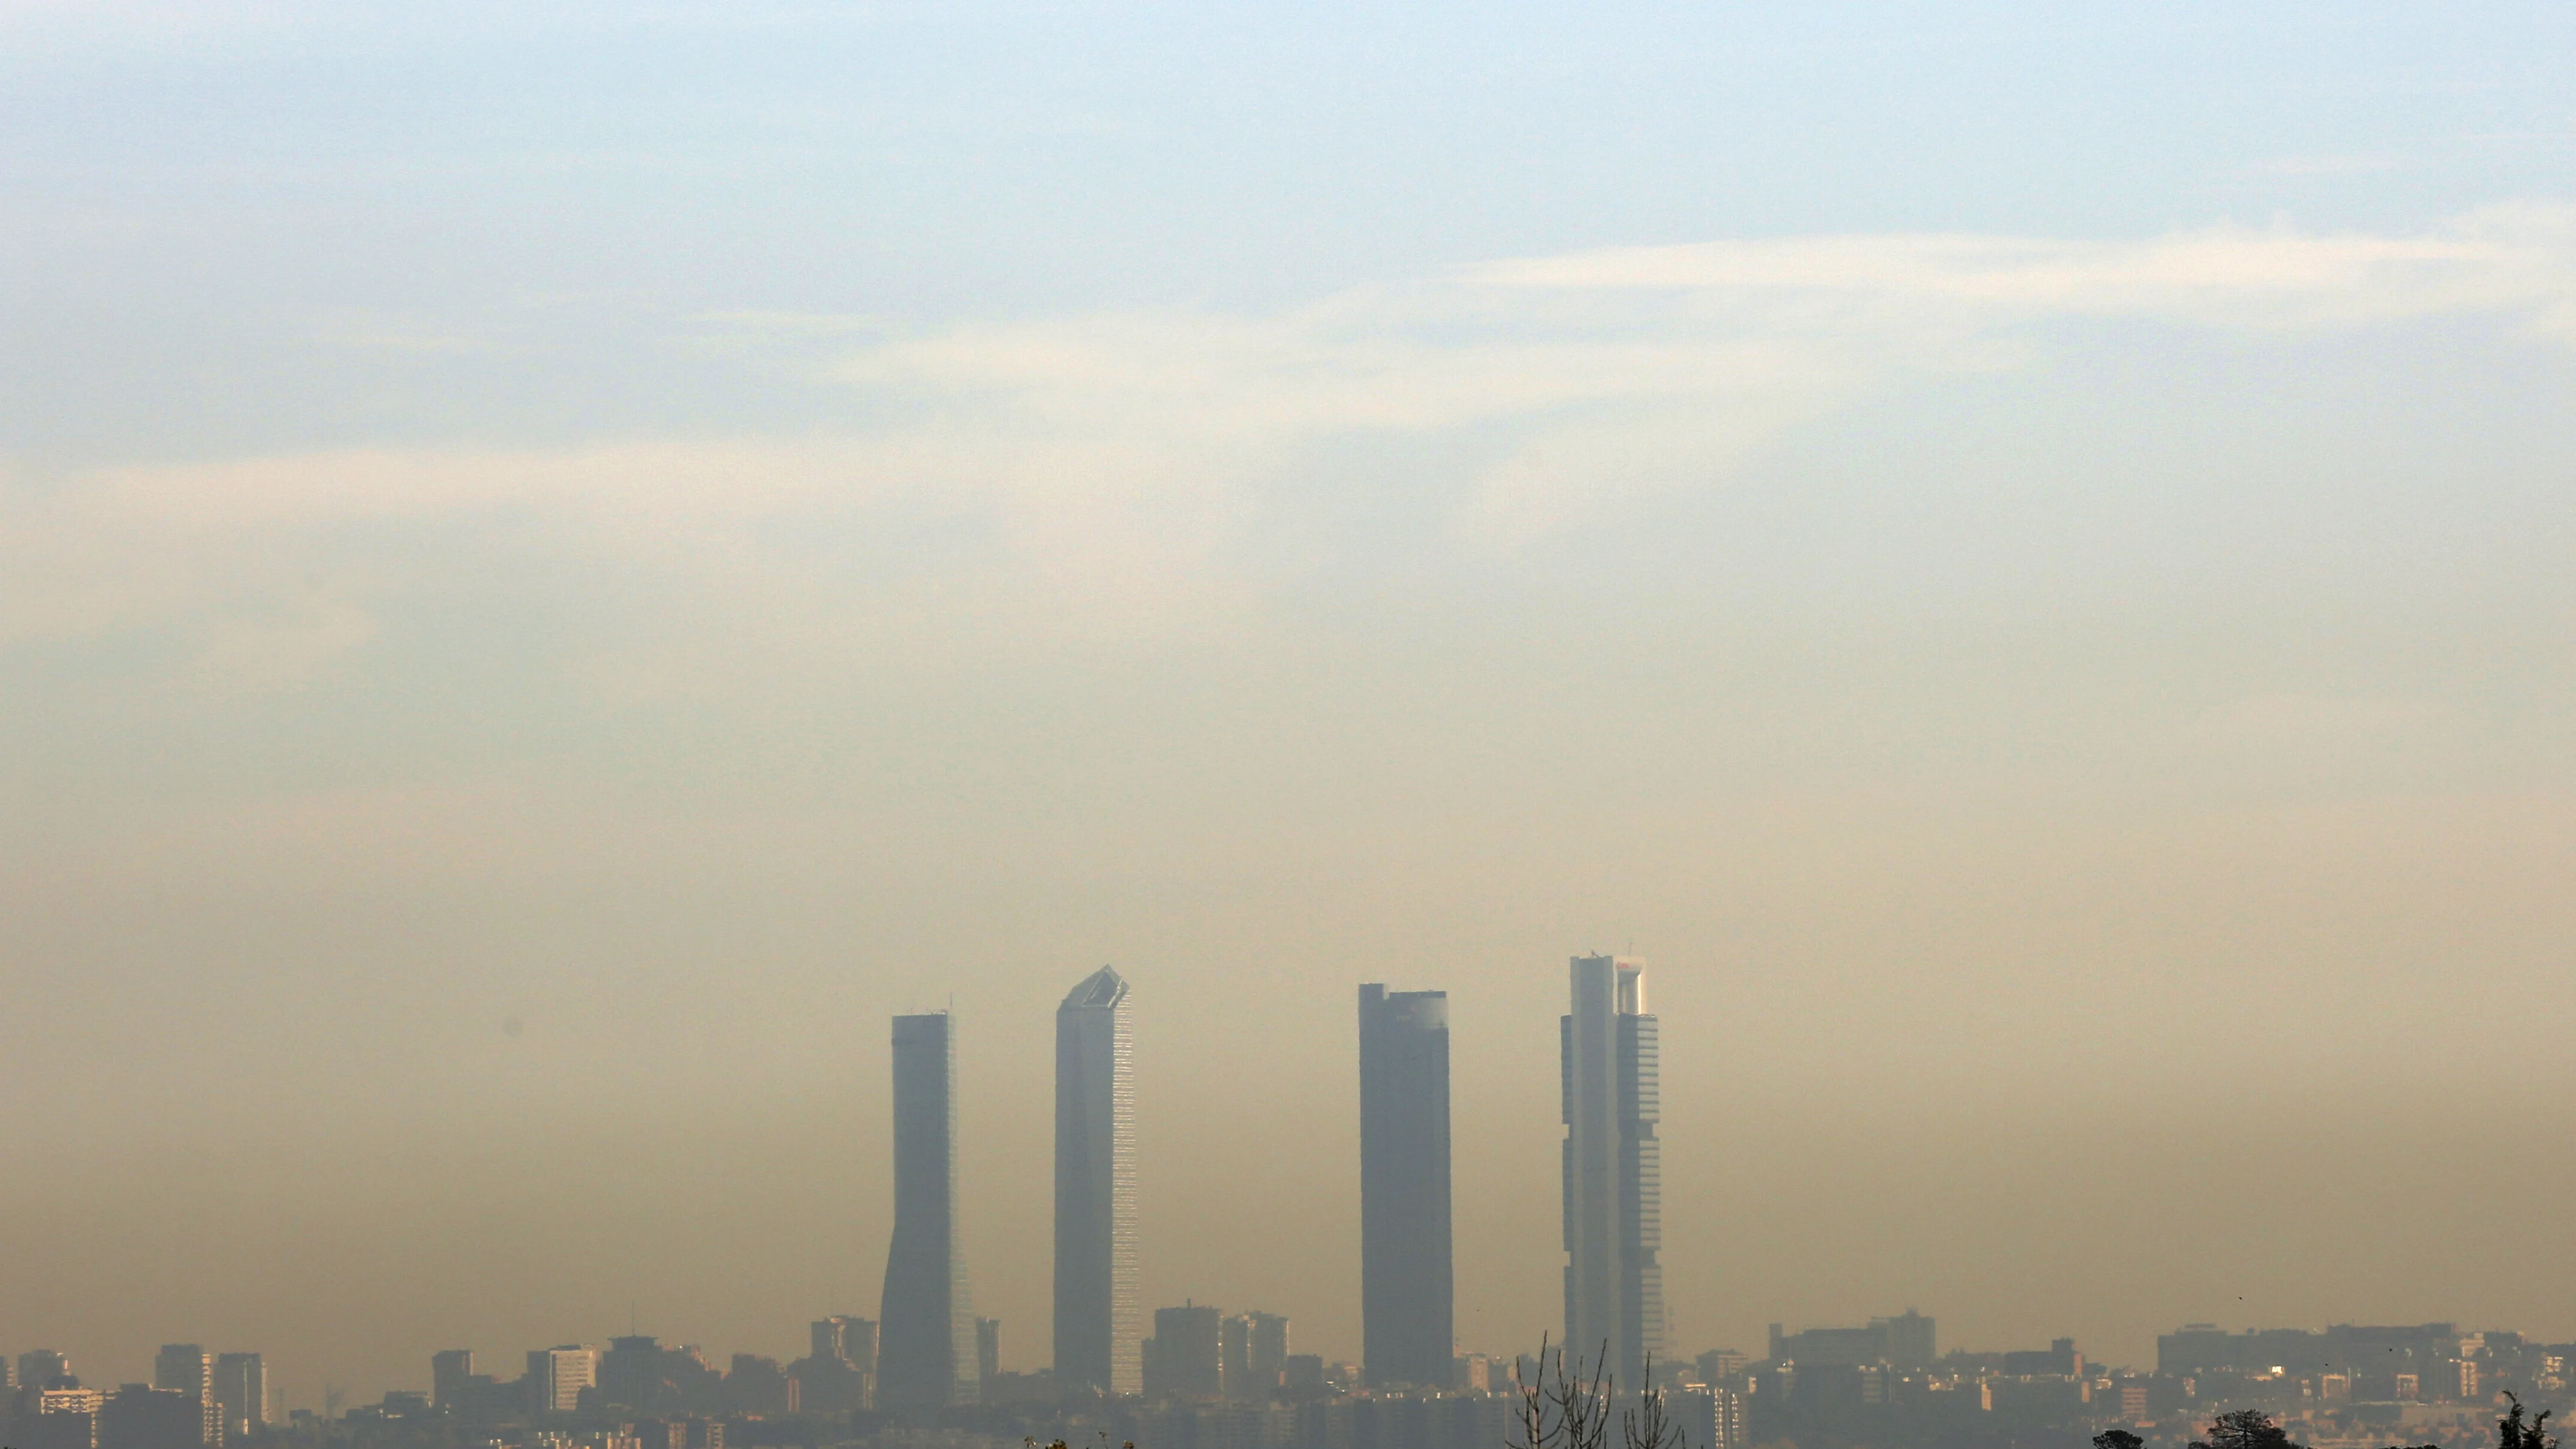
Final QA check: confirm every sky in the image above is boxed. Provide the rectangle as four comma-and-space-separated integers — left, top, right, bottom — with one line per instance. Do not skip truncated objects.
4, 0, 2575, 1412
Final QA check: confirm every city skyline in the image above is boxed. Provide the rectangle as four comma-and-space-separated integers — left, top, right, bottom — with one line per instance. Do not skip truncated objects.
7, 1, 2575, 1420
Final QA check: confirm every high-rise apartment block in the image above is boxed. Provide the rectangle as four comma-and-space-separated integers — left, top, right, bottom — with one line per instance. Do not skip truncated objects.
1560, 955, 1663, 1390
210, 1355, 265, 1437
1359, 984, 1453, 1390
526, 1346, 599, 1415
1222, 1311, 1291, 1400
792, 1316, 874, 1414
150, 1348, 211, 1403
1143, 1303, 1224, 1401
1055, 967, 1140, 1396
976, 1319, 1001, 1387
100, 1385, 216, 1449
1680, 1386, 1747, 1449
25, 1384, 103, 1449
430, 1351, 475, 1411
879, 1012, 978, 1407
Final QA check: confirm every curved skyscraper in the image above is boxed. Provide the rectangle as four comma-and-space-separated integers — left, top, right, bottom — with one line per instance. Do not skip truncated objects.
1054, 967, 1140, 1395
1561, 955, 1662, 1390
1359, 983, 1452, 1388
880, 1011, 978, 1407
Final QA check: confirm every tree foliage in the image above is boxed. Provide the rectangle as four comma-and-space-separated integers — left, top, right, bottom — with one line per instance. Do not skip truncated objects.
2192, 1409, 2294, 1449
2500, 1392, 2558, 1449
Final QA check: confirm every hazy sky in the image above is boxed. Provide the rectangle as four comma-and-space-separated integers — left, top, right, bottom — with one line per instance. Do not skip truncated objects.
5, 0, 2575, 1412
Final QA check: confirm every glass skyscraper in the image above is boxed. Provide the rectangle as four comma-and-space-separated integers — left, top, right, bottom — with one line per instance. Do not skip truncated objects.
879, 1011, 978, 1407
1561, 955, 1663, 1390
1359, 982, 1453, 1388
1054, 967, 1140, 1395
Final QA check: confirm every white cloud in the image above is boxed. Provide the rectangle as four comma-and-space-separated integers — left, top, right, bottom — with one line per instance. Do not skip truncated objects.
7, 205, 2573, 686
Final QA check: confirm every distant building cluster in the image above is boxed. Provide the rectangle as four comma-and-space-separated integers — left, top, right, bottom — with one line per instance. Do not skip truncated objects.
12, 959, 2571, 1449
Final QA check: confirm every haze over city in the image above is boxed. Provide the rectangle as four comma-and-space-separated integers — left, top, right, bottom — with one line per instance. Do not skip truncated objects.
4, 0, 2574, 1434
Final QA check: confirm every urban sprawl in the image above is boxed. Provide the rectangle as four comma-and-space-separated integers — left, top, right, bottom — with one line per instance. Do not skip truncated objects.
7, 962, 2553, 1449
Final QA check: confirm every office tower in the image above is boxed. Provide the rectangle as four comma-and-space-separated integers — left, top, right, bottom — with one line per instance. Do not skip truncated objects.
1560, 955, 1663, 1390
1143, 1304, 1223, 1401
210, 1355, 265, 1437
879, 1011, 978, 1407
21, 1351, 72, 1389
976, 1319, 1001, 1387
1358, 983, 1453, 1389
151, 1348, 211, 1402
431, 1352, 474, 1412
526, 1346, 599, 1415
1055, 967, 1140, 1396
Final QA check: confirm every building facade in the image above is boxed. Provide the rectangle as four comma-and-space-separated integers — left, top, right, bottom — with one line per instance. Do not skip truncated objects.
879, 1012, 978, 1407
1144, 1304, 1224, 1401
210, 1355, 265, 1437
1055, 967, 1141, 1396
1357, 984, 1453, 1389
526, 1346, 599, 1415
1560, 955, 1662, 1390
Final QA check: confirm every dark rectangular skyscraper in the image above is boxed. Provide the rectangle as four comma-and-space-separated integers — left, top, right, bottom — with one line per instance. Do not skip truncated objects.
1359, 983, 1453, 1388
1562, 956, 1662, 1391
1055, 967, 1140, 1395
879, 1012, 978, 1407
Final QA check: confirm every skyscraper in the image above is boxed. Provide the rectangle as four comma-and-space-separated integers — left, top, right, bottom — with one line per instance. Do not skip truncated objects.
1560, 955, 1663, 1390
150, 1348, 210, 1402
210, 1355, 265, 1437
879, 1011, 978, 1407
1054, 967, 1140, 1395
1358, 984, 1453, 1388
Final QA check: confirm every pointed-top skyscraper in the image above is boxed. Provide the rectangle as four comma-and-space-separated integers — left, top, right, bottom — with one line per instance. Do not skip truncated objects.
880, 1011, 978, 1407
1561, 955, 1662, 1390
1054, 967, 1140, 1395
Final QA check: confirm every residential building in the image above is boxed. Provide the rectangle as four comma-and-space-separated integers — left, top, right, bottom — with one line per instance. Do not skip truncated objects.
100, 1386, 215, 1449
1145, 1304, 1225, 1401
210, 1356, 264, 1437
526, 1346, 598, 1415
150, 1349, 210, 1403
